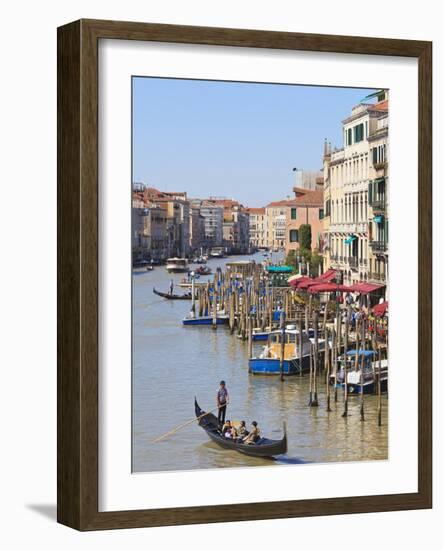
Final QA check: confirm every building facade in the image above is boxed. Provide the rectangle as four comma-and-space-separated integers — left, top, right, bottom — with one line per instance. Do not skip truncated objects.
265, 200, 293, 250
322, 92, 389, 285
285, 188, 324, 256
368, 110, 389, 284
199, 201, 224, 248
247, 207, 267, 249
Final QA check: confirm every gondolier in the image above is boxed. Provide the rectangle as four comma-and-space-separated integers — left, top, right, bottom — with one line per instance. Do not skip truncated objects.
216, 380, 229, 426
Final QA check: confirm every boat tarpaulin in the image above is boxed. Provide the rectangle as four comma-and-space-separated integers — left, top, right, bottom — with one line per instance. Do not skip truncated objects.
349, 282, 385, 295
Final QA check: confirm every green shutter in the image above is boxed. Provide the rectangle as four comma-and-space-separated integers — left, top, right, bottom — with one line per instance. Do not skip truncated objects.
368, 181, 373, 205
291, 208, 297, 220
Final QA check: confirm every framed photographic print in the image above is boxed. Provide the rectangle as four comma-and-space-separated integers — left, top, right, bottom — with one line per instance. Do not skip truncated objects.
57, 19, 432, 530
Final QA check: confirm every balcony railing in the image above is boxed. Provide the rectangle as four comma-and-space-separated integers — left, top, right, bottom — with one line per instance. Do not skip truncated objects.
371, 199, 386, 212
370, 240, 388, 253
369, 272, 386, 282
348, 257, 358, 268
360, 258, 368, 267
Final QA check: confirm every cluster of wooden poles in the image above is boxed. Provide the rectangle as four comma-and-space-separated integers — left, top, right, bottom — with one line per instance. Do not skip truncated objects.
192, 262, 386, 426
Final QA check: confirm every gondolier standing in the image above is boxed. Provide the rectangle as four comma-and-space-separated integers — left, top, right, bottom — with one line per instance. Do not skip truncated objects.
216, 380, 229, 426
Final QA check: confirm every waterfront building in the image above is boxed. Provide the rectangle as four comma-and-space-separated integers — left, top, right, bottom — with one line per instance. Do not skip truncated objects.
294, 169, 324, 191
368, 107, 389, 285
265, 200, 293, 250
199, 201, 224, 249
247, 207, 267, 249
322, 92, 389, 285
285, 187, 324, 256
132, 206, 150, 263
189, 206, 206, 253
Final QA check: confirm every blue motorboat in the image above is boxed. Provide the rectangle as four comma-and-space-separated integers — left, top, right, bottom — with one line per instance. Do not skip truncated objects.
249, 326, 325, 375
182, 314, 229, 326
331, 350, 388, 394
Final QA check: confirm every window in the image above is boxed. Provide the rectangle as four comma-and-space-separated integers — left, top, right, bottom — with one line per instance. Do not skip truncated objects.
347, 128, 352, 146
289, 229, 299, 243
290, 207, 297, 220
319, 208, 324, 220
354, 123, 364, 143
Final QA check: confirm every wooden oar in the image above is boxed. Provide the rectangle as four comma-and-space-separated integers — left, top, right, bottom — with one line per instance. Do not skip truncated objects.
152, 404, 228, 443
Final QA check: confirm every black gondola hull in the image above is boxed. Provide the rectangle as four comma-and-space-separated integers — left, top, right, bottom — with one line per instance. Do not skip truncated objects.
153, 288, 192, 300
194, 399, 287, 457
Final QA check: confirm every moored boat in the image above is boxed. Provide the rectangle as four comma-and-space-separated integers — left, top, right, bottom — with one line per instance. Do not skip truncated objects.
195, 399, 287, 457
182, 314, 229, 326
331, 350, 388, 394
249, 326, 325, 375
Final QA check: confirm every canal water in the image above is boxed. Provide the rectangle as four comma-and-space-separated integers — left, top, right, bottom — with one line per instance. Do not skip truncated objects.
132, 251, 388, 473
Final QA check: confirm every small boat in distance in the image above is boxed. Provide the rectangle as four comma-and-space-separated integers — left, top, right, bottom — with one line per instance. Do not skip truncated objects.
165, 258, 189, 273
132, 260, 154, 273
195, 399, 287, 458
153, 288, 192, 300
209, 247, 225, 258
195, 266, 212, 276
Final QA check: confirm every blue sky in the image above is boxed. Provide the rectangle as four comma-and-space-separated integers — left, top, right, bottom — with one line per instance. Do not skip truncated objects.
132, 78, 376, 207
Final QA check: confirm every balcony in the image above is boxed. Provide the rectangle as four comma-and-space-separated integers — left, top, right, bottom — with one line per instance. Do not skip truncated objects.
370, 240, 388, 253
360, 258, 368, 267
369, 272, 386, 283
371, 199, 386, 213
348, 257, 358, 268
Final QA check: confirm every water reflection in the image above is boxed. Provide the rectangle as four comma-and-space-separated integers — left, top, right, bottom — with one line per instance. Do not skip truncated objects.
133, 252, 388, 473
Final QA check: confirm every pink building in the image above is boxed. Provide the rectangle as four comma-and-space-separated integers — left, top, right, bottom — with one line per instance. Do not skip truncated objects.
285, 187, 324, 254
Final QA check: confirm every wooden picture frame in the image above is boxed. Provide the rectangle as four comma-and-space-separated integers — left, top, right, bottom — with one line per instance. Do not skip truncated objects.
57, 19, 432, 530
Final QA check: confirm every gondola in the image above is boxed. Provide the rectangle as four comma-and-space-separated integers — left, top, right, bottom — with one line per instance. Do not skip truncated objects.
194, 399, 287, 458
153, 287, 192, 300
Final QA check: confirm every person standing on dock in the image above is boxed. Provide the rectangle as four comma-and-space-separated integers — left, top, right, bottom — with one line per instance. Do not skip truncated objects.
216, 380, 229, 426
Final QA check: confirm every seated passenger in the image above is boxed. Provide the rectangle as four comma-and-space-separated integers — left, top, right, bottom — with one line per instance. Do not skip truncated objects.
236, 420, 249, 442
243, 421, 261, 445
221, 420, 232, 436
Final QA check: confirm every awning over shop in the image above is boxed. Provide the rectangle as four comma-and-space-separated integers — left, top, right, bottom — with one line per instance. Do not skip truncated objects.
317, 268, 337, 283
348, 282, 385, 295
374, 215, 384, 224
308, 283, 352, 294
372, 301, 388, 317
297, 278, 318, 290
288, 276, 313, 288
287, 273, 303, 283
344, 235, 357, 245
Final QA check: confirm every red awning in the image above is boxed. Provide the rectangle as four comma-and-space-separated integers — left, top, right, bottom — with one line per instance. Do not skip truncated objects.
317, 269, 337, 283
289, 276, 314, 288
349, 282, 385, 295
297, 278, 318, 290
308, 283, 352, 294
372, 301, 389, 316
